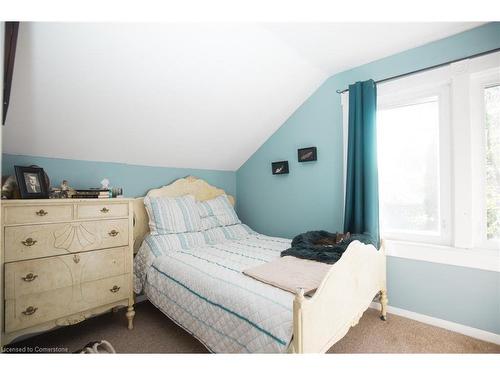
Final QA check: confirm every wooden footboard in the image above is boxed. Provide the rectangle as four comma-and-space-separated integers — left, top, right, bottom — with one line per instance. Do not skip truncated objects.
289, 241, 387, 353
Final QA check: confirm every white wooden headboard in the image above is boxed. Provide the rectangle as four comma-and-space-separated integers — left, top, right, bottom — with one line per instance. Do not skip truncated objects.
132, 175, 235, 252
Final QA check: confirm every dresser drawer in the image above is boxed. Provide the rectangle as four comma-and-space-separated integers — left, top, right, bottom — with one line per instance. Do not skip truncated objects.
5, 247, 129, 299
4, 204, 73, 225
5, 285, 74, 332
4, 219, 129, 262
77, 202, 129, 220
5, 274, 130, 333
80, 274, 129, 307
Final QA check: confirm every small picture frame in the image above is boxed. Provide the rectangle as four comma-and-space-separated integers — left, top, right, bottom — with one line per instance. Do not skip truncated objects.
271, 161, 289, 175
14, 165, 49, 199
298, 147, 317, 162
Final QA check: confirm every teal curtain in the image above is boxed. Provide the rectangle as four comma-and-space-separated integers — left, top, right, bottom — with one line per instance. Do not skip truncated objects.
343, 79, 380, 248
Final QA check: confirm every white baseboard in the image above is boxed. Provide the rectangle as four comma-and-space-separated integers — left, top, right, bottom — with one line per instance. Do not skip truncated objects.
370, 302, 500, 345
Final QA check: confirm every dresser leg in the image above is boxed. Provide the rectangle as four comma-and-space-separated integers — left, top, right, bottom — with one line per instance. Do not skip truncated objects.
126, 306, 135, 330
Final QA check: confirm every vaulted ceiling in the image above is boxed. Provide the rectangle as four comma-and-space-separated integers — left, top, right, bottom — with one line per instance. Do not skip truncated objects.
4, 22, 482, 170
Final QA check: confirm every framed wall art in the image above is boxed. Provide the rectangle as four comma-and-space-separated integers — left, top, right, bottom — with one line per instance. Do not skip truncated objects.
271, 161, 289, 175
298, 147, 317, 162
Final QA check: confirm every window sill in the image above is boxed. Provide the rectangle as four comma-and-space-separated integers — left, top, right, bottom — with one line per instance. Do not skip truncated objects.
384, 239, 500, 272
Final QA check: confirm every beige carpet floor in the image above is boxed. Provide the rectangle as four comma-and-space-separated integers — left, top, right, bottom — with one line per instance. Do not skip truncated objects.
6, 301, 500, 353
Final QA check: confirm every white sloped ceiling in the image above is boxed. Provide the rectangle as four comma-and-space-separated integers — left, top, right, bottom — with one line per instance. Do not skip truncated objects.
4, 22, 482, 170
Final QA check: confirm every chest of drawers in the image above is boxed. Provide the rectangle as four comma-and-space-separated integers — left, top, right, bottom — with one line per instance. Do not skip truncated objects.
1, 199, 135, 345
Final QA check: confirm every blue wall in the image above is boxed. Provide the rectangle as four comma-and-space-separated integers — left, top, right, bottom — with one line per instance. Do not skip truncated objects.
237, 22, 500, 334
2, 154, 236, 198
388, 257, 499, 335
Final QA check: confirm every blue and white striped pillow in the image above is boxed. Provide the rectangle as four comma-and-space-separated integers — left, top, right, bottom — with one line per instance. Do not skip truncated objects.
145, 232, 206, 257
197, 195, 241, 229
200, 216, 220, 231
203, 224, 255, 244
144, 194, 202, 235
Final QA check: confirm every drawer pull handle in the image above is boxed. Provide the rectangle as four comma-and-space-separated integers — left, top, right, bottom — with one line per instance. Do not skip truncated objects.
22, 306, 38, 316
108, 230, 119, 237
36, 209, 48, 216
101, 207, 110, 213
73, 254, 80, 264
110, 285, 121, 293
22, 273, 38, 282
21, 238, 37, 247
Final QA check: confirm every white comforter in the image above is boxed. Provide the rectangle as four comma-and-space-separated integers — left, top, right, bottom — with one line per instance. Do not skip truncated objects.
134, 227, 295, 353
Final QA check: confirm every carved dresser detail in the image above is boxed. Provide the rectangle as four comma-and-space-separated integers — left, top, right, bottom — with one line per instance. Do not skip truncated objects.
1, 199, 135, 345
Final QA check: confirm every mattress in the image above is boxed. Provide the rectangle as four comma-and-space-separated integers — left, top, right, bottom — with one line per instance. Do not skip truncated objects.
134, 230, 295, 353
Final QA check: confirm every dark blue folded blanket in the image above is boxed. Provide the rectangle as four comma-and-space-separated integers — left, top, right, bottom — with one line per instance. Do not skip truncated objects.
281, 230, 377, 264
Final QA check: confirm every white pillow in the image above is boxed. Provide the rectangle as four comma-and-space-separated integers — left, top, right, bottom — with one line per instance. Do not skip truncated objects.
197, 195, 241, 229
144, 194, 202, 235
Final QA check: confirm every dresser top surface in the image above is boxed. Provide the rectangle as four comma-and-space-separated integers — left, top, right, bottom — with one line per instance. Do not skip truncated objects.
1, 198, 133, 206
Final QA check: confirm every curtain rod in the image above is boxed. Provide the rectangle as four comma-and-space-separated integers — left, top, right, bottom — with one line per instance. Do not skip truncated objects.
336, 47, 500, 94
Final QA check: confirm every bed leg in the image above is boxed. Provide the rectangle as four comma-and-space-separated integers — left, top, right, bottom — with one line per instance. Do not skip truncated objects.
293, 288, 305, 354
379, 290, 388, 321
126, 305, 135, 330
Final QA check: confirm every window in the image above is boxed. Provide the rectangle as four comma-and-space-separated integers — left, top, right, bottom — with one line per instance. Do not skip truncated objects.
377, 97, 441, 237
484, 84, 500, 240
341, 53, 500, 269
471, 69, 500, 250
376, 89, 450, 245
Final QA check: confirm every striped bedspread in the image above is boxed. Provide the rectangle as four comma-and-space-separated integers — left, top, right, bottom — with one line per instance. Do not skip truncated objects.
134, 227, 295, 353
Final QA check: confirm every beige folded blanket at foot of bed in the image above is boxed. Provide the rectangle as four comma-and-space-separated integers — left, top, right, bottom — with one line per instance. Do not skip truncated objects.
243, 256, 332, 295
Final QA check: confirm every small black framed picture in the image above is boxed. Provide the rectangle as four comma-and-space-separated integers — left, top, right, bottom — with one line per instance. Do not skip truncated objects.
271, 161, 289, 175
298, 147, 317, 162
14, 165, 49, 199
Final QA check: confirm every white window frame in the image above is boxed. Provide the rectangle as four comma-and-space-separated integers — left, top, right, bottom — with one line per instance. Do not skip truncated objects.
470, 67, 500, 250
376, 81, 452, 246
341, 51, 500, 272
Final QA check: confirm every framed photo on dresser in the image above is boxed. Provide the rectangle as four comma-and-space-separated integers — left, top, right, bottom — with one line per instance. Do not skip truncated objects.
14, 165, 49, 199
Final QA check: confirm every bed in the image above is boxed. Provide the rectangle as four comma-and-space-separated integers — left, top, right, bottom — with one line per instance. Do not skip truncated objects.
132, 176, 387, 353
